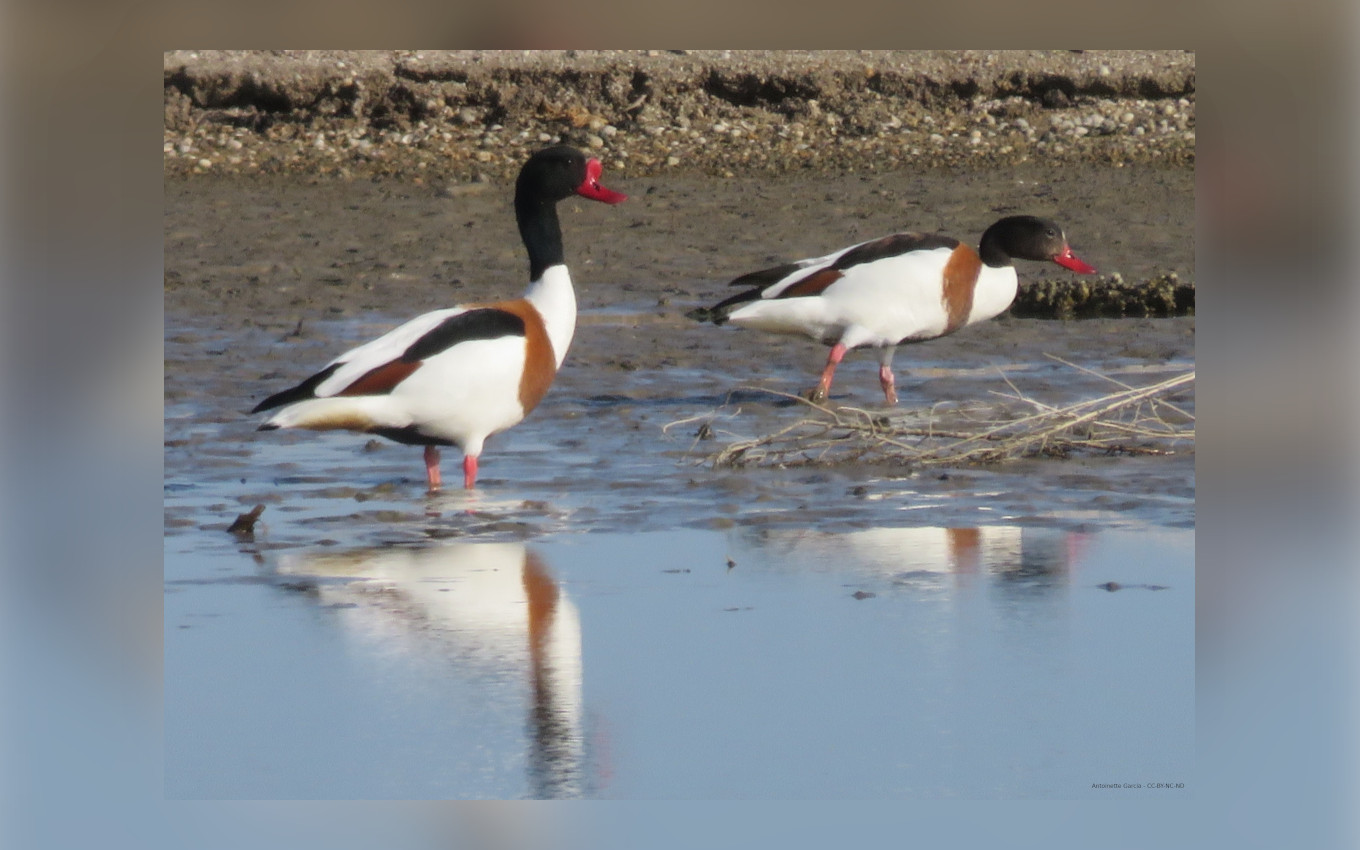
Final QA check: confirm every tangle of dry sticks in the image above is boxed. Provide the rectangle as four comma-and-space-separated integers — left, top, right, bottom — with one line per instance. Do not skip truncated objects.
671, 358, 1194, 470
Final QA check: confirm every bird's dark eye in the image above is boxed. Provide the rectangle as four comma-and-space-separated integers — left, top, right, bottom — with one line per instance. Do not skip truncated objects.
1046, 228, 1056, 237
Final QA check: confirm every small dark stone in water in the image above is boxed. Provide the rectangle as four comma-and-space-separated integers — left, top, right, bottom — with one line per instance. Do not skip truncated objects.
726, 557, 736, 569
1099, 581, 1122, 592
696, 422, 714, 440
852, 590, 876, 600
937, 473, 949, 481
850, 485, 869, 497
227, 504, 265, 537
363, 439, 384, 452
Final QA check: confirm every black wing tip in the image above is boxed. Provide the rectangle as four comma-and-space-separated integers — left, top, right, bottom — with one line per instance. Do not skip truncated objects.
687, 300, 746, 325
250, 362, 340, 414
250, 392, 291, 414
256, 422, 279, 432
706, 289, 761, 322
727, 261, 801, 289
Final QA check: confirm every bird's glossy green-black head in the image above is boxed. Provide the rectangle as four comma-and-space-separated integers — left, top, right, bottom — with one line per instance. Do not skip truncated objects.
516, 145, 627, 205
980, 215, 1096, 272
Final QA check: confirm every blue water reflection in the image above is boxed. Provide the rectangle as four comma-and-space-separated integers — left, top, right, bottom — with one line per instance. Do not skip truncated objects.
165, 525, 1192, 799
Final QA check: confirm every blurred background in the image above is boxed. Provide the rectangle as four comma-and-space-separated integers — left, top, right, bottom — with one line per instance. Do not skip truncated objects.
2, 1, 1356, 848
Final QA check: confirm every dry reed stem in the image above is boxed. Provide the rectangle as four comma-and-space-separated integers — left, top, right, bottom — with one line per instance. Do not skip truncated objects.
671, 363, 1195, 471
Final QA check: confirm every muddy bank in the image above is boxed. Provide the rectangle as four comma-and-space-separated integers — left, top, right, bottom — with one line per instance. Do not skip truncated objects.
164, 50, 1194, 180
165, 162, 1194, 323
165, 162, 1192, 540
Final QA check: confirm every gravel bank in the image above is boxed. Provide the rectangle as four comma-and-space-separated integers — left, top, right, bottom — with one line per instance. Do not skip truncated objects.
164, 50, 1194, 180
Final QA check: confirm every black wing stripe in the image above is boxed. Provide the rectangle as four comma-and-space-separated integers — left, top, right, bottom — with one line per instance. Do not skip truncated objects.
727, 261, 805, 289
251, 362, 341, 413
831, 233, 960, 272
707, 287, 764, 324
402, 308, 526, 362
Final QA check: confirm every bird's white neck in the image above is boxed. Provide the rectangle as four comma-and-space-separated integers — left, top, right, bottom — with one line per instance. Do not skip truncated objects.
524, 264, 577, 368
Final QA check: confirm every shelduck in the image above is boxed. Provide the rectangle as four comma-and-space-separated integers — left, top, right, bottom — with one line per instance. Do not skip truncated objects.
703, 215, 1096, 404
252, 145, 626, 490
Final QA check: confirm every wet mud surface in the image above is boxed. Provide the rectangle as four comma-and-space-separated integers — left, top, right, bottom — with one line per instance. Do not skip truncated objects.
165, 162, 1193, 546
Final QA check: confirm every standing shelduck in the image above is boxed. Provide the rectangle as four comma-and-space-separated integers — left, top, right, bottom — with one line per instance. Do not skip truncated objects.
251, 145, 626, 490
702, 215, 1096, 404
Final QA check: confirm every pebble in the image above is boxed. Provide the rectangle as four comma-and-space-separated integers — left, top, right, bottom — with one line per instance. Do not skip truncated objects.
165, 52, 1194, 178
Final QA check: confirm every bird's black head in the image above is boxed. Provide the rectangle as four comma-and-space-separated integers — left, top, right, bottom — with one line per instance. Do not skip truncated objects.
516, 145, 627, 206
980, 215, 1096, 272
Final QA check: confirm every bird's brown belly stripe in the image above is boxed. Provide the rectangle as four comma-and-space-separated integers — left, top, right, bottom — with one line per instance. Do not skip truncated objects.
941, 244, 983, 333
474, 298, 557, 413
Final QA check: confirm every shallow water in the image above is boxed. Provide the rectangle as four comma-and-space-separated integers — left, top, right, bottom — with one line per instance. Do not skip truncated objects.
165, 167, 1194, 799
166, 526, 1191, 799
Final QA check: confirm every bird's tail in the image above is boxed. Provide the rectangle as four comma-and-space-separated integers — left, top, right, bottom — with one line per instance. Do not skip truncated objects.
256, 396, 400, 433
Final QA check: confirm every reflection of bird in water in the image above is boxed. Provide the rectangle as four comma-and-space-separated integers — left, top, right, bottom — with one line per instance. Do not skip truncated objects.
275, 541, 585, 799
736, 525, 1085, 584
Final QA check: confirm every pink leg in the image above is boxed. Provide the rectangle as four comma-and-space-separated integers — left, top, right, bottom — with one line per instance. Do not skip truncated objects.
424, 445, 442, 491
812, 343, 847, 403
421, 443, 443, 489
879, 364, 898, 405
462, 454, 479, 490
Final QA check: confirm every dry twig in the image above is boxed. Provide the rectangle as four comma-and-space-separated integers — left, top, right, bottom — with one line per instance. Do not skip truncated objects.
671, 363, 1194, 471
